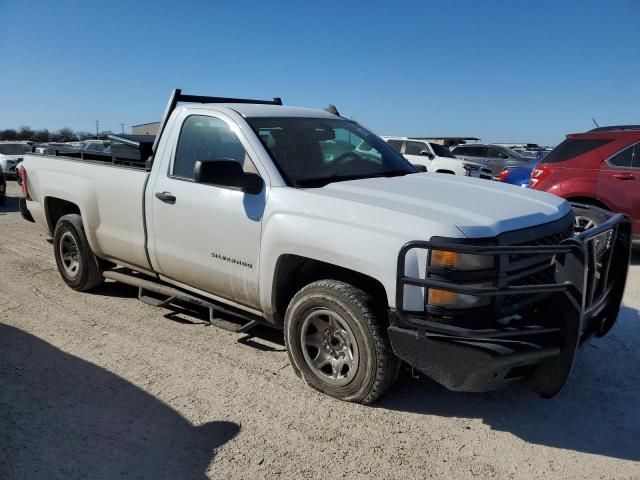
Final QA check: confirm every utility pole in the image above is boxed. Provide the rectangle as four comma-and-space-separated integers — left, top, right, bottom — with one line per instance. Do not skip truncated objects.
95, 120, 99, 138
120, 123, 125, 134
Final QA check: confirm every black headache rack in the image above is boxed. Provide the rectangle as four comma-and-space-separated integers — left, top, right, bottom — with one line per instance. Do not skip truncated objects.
148, 88, 283, 170
390, 210, 632, 397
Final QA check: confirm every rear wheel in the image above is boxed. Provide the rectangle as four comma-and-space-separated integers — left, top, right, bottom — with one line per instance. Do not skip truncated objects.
284, 280, 399, 404
53, 214, 104, 291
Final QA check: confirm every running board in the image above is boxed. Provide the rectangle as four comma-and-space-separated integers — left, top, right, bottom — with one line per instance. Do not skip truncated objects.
103, 270, 260, 333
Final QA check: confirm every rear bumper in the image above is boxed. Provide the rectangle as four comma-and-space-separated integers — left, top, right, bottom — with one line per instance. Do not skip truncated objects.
391, 212, 632, 396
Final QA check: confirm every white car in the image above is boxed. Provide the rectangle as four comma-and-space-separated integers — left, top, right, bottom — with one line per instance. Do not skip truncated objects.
382, 137, 492, 179
0, 141, 30, 178
18, 89, 631, 404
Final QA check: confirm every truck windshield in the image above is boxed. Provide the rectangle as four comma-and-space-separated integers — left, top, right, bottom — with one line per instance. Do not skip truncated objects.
247, 117, 416, 187
429, 143, 457, 158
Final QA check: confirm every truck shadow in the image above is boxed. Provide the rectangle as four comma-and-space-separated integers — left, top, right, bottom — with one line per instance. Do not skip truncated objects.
0, 324, 239, 479
376, 305, 640, 461
0, 195, 20, 214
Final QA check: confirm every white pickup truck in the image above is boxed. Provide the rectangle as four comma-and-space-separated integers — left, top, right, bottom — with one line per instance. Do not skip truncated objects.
19, 90, 632, 404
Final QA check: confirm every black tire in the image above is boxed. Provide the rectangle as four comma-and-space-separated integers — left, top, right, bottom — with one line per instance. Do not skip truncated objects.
572, 205, 609, 234
284, 280, 400, 404
0, 194, 5, 205
53, 214, 104, 291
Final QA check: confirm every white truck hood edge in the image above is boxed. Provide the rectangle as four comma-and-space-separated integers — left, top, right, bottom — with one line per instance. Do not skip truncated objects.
310, 173, 571, 238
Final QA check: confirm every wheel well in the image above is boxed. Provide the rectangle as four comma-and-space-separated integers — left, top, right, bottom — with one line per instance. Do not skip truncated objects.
272, 255, 388, 326
45, 197, 81, 233
436, 169, 455, 175
566, 196, 611, 212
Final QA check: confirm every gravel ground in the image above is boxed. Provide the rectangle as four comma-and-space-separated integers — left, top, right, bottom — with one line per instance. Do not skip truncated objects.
1, 181, 639, 480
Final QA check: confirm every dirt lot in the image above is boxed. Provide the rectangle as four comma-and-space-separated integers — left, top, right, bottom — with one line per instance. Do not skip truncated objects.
1, 181, 639, 480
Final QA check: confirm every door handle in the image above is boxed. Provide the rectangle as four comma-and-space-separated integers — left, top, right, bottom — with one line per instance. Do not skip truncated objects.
155, 191, 176, 204
613, 173, 636, 180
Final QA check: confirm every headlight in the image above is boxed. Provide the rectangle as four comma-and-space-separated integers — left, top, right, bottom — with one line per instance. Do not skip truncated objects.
430, 250, 494, 270
462, 163, 479, 171
428, 250, 495, 309
428, 281, 493, 309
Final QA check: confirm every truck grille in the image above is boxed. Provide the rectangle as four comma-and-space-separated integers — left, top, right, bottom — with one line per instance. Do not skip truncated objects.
508, 223, 574, 263
500, 222, 574, 312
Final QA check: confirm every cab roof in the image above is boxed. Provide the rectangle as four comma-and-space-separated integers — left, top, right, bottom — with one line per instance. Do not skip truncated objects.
183, 103, 339, 119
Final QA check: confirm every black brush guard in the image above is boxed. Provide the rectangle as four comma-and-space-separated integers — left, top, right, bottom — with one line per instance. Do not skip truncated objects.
389, 212, 632, 397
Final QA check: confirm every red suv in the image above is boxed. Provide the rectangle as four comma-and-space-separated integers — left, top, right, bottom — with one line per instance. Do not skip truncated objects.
530, 125, 640, 243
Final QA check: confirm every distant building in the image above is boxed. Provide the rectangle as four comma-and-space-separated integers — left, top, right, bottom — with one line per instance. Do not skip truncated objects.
410, 136, 480, 147
131, 122, 160, 136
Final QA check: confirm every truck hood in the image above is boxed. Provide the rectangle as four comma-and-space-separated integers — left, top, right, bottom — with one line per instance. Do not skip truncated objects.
312, 173, 571, 238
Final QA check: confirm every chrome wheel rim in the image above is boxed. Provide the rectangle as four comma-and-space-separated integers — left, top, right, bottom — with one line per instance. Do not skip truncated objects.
300, 308, 359, 386
573, 215, 597, 234
59, 231, 80, 278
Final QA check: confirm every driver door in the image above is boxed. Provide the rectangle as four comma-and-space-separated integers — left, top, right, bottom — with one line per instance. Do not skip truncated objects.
148, 113, 265, 309
402, 140, 433, 170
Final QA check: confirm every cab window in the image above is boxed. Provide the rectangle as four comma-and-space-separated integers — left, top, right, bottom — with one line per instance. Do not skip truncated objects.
405, 141, 428, 155
609, 145, 633, 168
173, 115, 257, 179
386, 139, 403, 152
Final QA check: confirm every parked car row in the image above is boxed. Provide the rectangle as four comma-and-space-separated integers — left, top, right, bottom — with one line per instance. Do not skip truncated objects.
382, 137, 493, 179
385, 128, 638, 242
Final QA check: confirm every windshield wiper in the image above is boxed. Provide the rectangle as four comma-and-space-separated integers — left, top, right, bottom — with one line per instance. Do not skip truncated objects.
296, 169, 412, 188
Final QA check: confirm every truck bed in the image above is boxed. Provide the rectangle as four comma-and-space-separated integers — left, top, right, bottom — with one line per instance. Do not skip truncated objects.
23, 154, 152, 272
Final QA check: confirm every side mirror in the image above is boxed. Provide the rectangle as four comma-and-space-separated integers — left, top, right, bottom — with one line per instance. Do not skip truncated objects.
193, 159, 264, 194
420, 150, 435, 159
412, 163, 428, 172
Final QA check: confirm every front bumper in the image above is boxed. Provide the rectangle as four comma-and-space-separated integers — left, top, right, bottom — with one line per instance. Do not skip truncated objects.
390, 211, 632, 397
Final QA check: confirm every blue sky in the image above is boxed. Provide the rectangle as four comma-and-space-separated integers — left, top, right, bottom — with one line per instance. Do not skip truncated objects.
0, 0, 638, 145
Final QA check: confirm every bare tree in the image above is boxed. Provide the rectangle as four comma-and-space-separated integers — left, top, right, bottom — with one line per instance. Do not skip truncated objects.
57, 128, 78, 142
0, 129, 18, 140
76, 131, 93, 140
18, 126, 34, 141
32, 129, 51, 142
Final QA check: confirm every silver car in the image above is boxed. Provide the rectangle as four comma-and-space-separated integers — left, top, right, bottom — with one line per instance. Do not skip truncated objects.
452, 144, 529, 176
0, 142, 29, 178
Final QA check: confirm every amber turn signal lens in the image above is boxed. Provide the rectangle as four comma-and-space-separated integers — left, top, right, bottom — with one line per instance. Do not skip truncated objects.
428, 289, 459, 306
431, 250, 459, 268
430, 250, 494, 270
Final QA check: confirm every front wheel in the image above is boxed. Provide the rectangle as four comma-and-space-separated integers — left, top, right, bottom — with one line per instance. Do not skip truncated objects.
573, 205, 609, 234
53, 214, 104, 291
284, 280, 399, 404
